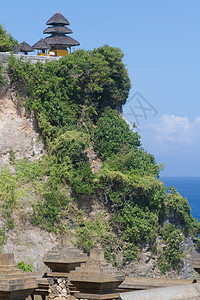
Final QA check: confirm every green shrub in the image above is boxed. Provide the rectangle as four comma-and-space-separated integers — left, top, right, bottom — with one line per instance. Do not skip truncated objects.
32, 190, 70, 232
0, 167, 17, 229
50, 131, 94, 194
166, 187, 200, 235
93, 108, 140, 159
0, 24, 18, 52
74, 213, 118, 265
18, 261, 34, 272
0, 227, 6, 252
0, 62, 5, 90
157, 224, 184, 274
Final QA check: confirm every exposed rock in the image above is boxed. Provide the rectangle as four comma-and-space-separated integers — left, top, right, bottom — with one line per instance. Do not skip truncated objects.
179, 237, 200, 279
122, 239, 200, 279
122, 246, 158, 278
3, 227, 59, 272
85, 145, 102, 174
48, 277, 70, 300
0, 90, 45, 168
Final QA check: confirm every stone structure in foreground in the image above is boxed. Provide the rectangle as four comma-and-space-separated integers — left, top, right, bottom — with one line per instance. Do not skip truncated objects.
0, 245, 200, 300
42, 239, 88, 300
69, 248, 124, 299
0, 253, 37, 300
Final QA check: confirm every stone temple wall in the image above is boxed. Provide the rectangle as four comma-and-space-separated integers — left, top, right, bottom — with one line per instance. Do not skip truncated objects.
0, 52, 60, 67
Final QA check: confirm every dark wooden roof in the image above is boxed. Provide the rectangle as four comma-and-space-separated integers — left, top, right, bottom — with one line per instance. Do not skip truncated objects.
44, 35, 80, 47
32, 38, 50, 50
43, 26, 73, 34
46, 12, 70, 25
19, 41, 34, 53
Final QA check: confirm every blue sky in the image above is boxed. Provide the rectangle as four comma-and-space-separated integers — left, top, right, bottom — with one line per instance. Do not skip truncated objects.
1, 0, 200, 176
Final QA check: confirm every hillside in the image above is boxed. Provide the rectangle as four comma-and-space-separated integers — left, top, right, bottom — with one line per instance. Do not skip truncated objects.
0, 46, 200, 277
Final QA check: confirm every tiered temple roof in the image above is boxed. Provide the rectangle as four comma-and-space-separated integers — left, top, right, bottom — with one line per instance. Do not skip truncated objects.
43, 11, 80, 49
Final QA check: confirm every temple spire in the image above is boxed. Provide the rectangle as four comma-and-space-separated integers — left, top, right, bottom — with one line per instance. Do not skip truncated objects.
43, 11, 80, 56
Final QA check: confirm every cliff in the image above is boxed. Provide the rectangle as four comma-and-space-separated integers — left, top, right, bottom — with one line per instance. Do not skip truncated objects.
0, 48, 200, 277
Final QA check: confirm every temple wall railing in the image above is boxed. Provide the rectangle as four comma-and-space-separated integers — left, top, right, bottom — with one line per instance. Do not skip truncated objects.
0, 52, 60, 67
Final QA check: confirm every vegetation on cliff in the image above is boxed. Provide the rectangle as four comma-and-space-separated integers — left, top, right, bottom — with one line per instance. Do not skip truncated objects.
0, 24, 18, 52
0, 46, 199, 274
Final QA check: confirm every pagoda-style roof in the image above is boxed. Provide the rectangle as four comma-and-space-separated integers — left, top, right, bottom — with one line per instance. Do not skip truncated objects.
46, 12, 70, 25
19, 41, 34, 53
44, 35, 80, 47
32, 38, 50, 50
43, 26, 73, 34
43, 11, 80, 51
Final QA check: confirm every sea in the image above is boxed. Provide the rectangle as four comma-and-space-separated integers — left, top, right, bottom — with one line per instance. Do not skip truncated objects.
161, 177, 200, 221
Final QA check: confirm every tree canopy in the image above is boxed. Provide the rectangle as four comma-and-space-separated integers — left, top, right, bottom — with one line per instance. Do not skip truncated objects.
0, 24, 18, 52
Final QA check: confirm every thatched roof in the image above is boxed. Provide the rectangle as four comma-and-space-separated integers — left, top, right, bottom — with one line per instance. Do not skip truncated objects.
43, 26, 73, 34
13, 44, 19, 54
32, 38, 50, 50
19, 41, 34, 53
46, 12, 70, 25
44, 35, 80, 47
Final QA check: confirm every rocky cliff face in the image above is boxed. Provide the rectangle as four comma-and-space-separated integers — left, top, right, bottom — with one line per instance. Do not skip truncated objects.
0, 90, 44, 167
0, 89, 58, 271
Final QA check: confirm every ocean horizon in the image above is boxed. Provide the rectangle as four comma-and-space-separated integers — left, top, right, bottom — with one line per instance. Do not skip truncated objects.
161, 176, 200, 221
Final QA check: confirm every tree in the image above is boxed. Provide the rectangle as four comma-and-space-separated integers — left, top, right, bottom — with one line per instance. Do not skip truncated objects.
94, 45, 131, 111
57, 45, 131, 114
93, 107, 141, 158
0, 24, 18, 52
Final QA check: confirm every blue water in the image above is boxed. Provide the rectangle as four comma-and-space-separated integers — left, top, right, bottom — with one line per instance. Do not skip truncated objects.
161, 177, 200, 221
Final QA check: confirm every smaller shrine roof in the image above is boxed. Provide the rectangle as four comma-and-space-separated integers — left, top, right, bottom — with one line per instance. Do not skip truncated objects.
13, 44, 19, 54
19, 41, 34, 53
46, 12, 70, 25
32, 38, 50, 50
43, 26, 73, 34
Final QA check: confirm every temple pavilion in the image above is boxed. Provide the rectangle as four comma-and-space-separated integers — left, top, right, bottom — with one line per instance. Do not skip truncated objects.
19, 41, 34, 55
32, 11, 80, 57
42, 11, 80, 56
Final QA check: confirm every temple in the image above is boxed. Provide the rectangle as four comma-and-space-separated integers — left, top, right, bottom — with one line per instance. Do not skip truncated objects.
42, 11, 80, 57
32, 38, 50, 56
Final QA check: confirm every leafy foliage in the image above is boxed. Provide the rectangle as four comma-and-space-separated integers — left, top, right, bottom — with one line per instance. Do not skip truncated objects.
0, 227, 6, 252
0, 24, 18, 52
16, 157, 71, 233
0, 62, 5, 90
18, 261, 34, 272
0, 167, 18, 230
157, 224, 184, 273
165, 187, 198, 235
8, 46, 131, 142
93, 45, 131, 111
93, 107, 141, 159
74, 212, 118, 264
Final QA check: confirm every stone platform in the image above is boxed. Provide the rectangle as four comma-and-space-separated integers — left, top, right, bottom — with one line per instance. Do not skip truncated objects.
0, 253, 37, 300
69, 248, 124, 299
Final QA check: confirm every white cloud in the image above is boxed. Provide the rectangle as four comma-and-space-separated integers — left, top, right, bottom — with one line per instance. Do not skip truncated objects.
142, 114, 200, 146
126, 114, 200, 175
